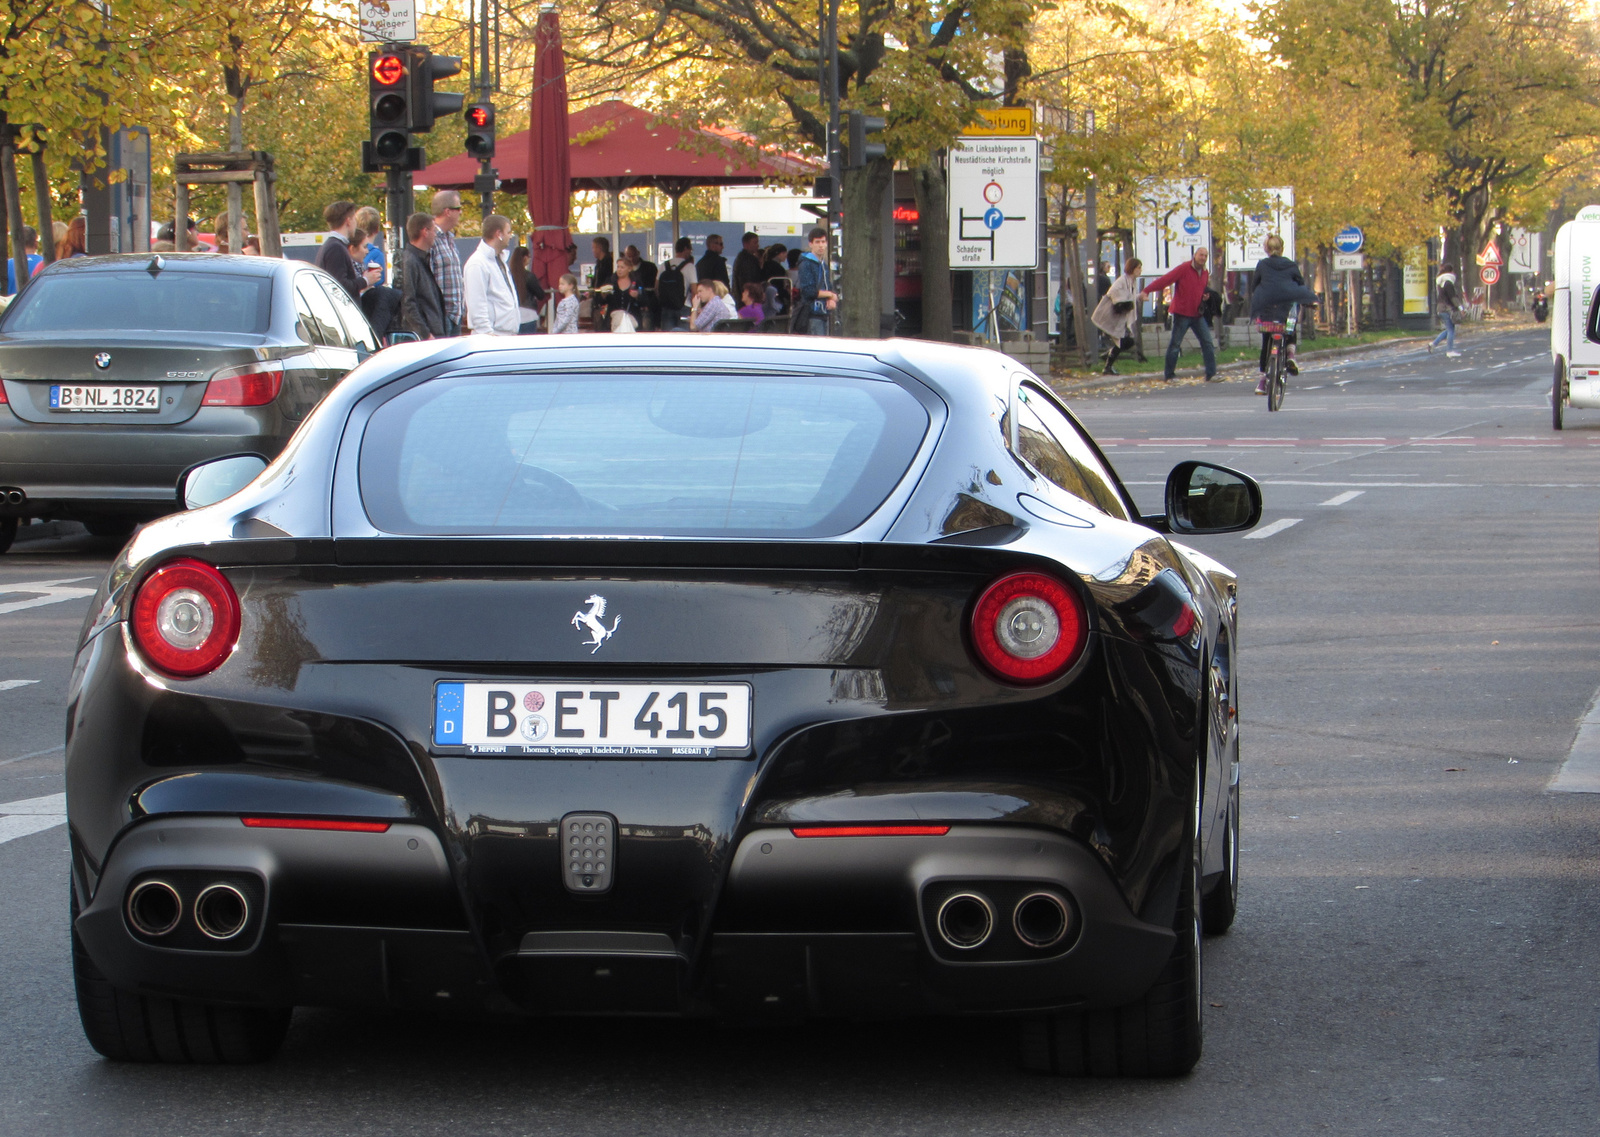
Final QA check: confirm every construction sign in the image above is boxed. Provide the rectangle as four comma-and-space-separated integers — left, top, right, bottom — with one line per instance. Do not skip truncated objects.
1477, 241, 1503, 267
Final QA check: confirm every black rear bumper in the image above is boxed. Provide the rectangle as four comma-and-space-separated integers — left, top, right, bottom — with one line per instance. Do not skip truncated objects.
75, 817, 1173, 1017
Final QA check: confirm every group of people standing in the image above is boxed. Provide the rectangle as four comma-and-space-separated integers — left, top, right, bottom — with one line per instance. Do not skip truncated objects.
587, 226, 835, 335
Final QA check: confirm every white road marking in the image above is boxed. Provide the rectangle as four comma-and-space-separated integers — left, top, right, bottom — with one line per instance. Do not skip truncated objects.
0, 577, 95, 616
0, 792, 66, 845
0, 744, 64, 768
1447, 367, 1475, 373
1319, 491, 1365, 506
0, 679, 39, 692
1243, 518, 1302, 540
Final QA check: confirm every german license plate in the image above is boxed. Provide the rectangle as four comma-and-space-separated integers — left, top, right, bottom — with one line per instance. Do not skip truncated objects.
433, 681, 752, 756
50, 385, 160, 411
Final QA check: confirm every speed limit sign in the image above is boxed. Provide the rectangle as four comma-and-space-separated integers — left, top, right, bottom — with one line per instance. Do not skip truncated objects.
1480, 264, 1501, 285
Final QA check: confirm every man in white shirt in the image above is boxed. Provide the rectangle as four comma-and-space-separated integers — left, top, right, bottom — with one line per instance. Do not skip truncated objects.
461, 214, 521, 336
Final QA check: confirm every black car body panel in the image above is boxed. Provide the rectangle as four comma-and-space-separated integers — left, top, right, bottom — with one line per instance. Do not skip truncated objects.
66, 336, 1241, 1026
0, 254, 372, 525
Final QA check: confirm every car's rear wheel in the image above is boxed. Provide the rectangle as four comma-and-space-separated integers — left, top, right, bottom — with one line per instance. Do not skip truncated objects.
1202, 780, 1239, 935
1554, 359, 1567, 431
71, 887, 290, 1063
0, 517, 15, 554
1018, 775, 1204, 1077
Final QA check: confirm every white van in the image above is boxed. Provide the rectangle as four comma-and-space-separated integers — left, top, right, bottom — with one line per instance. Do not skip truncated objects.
1550, 205, 1600, 429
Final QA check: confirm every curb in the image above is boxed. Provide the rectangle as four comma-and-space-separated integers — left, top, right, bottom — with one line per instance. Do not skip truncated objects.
1048, 321, 1539, 396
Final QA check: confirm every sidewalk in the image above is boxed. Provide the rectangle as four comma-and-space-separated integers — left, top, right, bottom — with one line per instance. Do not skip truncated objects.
1049, 317, 1541, 398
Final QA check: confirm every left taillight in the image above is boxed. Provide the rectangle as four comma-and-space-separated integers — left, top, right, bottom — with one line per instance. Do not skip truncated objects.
969, 571, 1087, 685
130, 557, 241, 677
202, 361, 284, 407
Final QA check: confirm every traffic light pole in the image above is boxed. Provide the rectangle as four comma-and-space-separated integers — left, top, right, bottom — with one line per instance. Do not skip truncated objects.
386, 169, 413, 293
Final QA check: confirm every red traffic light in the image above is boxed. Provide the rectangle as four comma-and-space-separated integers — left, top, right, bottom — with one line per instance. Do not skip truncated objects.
371, 54, 405, 86
467, 105, 490, 128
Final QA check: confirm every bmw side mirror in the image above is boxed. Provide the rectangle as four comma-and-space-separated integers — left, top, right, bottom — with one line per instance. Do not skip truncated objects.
1164, 461, 1262, 534
178, 454, 268, 510
385, 332, 420, 348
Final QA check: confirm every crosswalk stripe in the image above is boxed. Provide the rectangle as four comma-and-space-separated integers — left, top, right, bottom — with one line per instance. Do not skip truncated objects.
1243, 518, 1302, 540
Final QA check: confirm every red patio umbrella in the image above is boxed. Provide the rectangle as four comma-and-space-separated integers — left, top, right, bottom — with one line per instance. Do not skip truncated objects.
528, 3, 571, 292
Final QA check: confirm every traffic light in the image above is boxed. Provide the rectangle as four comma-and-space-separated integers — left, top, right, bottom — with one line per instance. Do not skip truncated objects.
368, 49, 410, 166
846, 110, 887, 169
408, 47, 464, 133
465, 102, 495, 159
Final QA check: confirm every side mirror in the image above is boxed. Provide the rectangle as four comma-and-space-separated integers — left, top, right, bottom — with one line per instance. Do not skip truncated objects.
1164, 461, 1262, 534
385, 331, 420, 348
178, 454, 268, 510
1586, 287, 1600, 344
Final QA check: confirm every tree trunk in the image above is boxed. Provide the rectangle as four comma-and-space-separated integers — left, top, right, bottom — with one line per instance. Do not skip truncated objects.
31, 146, 52, 265
1, 138, 29, 300
912, 158, 951, 341
227, 96, 245, 255
841, 156, 892, 337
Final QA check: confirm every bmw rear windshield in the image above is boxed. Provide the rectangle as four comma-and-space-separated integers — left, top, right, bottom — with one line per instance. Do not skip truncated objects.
358, 371, 931, 537
1, 271, 273, 335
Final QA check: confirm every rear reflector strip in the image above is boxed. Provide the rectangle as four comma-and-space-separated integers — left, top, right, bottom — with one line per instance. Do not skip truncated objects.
242, 817, 391, 833
791, 825, 951, 838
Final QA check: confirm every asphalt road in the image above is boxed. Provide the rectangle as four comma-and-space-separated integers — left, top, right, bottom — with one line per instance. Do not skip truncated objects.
3, 327, 1598, 1135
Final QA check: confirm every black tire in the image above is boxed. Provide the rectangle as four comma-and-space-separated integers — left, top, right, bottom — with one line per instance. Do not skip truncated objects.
83, 518, 137, 539
1202, 780, 1239, 935
72, 888, 290, 1063
0, 516, 15, 554
1554, 359, 1567, 431
1266, 345, 1285, 412
1019, 779, 1204, 1077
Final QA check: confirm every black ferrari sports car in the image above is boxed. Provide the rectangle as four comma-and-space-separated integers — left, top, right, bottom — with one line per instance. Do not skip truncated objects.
65, 335, 1260, 1076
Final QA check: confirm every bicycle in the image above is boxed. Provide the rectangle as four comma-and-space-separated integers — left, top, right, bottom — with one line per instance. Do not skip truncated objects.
1256, 303, 1303, 412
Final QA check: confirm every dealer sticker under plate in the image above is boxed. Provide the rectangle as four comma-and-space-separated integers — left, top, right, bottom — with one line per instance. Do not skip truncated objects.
433, 681, 752, 756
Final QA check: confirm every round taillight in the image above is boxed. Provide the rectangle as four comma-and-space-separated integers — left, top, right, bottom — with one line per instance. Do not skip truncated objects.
130, 558, 241, 677
970, 571, 1087, 684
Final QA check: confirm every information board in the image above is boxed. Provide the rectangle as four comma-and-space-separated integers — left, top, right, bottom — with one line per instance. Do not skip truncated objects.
948, 137, 1039, 270
1134, 180, 1211, 275
1225, 188, 1295, 271
360, 0, 416, 43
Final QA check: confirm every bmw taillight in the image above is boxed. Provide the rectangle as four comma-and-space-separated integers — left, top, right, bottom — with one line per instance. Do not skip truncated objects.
970, 572, 1087, 684
130, 558, 241, 677
202, 361, 284, 407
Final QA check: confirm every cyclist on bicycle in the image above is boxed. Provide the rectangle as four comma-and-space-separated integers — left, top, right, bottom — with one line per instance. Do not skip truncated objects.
1249, 234, 1319, 395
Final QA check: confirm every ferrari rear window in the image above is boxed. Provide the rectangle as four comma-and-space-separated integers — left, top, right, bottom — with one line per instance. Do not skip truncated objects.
2, 271, 272, 335
358, 372, 930, 537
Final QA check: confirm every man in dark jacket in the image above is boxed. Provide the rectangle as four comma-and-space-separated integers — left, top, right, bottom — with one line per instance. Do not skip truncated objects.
792, 227, 837, 335
1141, 246, 1216, 381
1248, 235, 1319, 392
400, 212, 447, 339
317, 200, 380, 300
731, 232, 764, 298
697, 233, 729, 288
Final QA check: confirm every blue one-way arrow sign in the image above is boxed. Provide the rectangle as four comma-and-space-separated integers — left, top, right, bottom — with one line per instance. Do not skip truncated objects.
1334, 226, 1365, 254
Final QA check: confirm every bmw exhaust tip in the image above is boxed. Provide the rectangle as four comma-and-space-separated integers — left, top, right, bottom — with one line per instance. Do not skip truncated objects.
1013, 891, 1072, 950
936, 892, 995, 950
126, 879, 183, 937
1, 488, 24, 506
194, 883, 250, 941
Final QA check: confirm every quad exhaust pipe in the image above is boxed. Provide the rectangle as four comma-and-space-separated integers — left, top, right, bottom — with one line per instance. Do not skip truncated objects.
934, 889, 1074, 952
125, 879, 183, 937
936, 892, 995, 950
124, 878, 251, 941
194, 883, 250, 940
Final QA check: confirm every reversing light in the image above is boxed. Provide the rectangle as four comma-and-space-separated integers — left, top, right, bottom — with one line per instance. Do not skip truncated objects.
242, 817, 392, 832
970, 571, 1087, 684
791, 825, 951, 838
202, 361, 284, 407
129, 557, 241, 677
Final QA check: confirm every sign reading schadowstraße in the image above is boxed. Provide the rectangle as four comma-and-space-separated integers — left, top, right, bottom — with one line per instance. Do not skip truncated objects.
948, 137, 1040, 270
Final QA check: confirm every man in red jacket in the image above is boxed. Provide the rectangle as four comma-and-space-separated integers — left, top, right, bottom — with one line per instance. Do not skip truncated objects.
1142, 246, 1217, 381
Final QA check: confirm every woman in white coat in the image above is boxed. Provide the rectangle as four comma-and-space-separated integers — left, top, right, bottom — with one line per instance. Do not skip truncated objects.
1090, 258, 1142, 375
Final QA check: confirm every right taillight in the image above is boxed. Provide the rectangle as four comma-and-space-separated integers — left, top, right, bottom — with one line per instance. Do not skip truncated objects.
130, 557, 241, 677
970, 571, 1087, 684
202, 361, 284, 406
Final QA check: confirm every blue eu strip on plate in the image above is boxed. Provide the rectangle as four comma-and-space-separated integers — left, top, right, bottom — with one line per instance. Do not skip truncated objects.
434, 682, 465, 746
